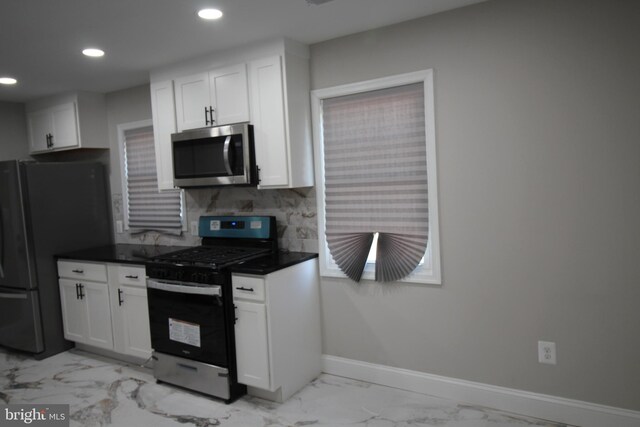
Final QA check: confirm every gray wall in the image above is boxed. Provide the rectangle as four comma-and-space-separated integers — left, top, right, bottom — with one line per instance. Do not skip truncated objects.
310, 0, 640, 411
105, 83, 154, 195
0, 101, 29, 160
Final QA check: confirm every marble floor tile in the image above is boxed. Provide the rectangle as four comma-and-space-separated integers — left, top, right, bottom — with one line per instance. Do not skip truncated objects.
0, 348, 571, 427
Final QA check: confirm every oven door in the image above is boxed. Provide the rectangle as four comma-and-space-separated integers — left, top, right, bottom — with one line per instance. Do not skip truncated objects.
171, 123, 254, 187
147, 279, 228, 367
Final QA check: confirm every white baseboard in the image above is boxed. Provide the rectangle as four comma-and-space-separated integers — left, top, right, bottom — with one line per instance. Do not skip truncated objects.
322, 355, 640, 427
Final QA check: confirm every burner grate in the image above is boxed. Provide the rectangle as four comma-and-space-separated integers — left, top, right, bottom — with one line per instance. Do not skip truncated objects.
152, 245, 270, 267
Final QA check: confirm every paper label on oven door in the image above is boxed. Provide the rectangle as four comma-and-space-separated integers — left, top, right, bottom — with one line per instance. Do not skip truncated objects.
210, 220, 221, 231
250, 221, 262, 229
168, 318, 201, 347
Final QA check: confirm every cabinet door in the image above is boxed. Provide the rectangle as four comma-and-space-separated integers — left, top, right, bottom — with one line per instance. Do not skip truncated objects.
27, 110, 52, 153
249, 56, 290, 188
174, 72, 210, 131
117, 286, 152, 359
234, 300, 270, 389
59, 279, 86, 342
150, 81, 177, 190
210, 64, 250, 126
50, 102, 79, 149
82, 281, 114, 350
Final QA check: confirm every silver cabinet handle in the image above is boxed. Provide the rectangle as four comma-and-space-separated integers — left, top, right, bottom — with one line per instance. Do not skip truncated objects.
125, 275, 139, 279
72, 269, 84, 274
222, 135, 233, 176
147, 279, 221, 296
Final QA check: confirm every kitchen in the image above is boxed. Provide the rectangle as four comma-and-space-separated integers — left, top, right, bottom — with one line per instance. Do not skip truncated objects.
1, 1, 639, 426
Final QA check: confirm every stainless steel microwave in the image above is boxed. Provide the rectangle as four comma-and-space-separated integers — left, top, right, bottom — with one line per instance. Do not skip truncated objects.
171, 123, 256, 187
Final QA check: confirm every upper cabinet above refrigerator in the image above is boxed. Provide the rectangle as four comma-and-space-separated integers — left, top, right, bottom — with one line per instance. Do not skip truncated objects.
25, 92, 109, 155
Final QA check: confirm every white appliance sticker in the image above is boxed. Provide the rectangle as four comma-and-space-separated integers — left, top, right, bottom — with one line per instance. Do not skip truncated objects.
250, 221, 262, 229
168, 318, 201, 347
210, 220, 221, 231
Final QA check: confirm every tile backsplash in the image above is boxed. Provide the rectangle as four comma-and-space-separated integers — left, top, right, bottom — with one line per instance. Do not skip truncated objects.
112, 187, 318, 253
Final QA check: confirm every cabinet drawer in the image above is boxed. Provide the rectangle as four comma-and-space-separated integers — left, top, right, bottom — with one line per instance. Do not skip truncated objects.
117, 265, 146, 287
58, 260, 107, 282
232, 275, 265, 302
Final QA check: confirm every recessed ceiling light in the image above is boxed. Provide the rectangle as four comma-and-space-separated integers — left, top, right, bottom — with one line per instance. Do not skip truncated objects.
0, 77, 17, 85
198, 8, 223, 20
82, 48, 105, 58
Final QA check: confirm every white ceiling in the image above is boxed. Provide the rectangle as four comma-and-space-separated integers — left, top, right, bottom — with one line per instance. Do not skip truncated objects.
0, 0, 486, 103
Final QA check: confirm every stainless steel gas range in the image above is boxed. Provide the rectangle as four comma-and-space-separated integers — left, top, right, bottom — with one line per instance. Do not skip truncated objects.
145, 215, 277, 402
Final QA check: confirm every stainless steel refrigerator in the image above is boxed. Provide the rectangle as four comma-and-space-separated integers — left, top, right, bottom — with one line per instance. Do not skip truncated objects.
0, 160, 112, 359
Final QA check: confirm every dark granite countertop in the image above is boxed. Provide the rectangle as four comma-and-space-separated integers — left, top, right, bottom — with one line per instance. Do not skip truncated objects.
229, 251, 318, 275
56, 244, 317, 274
55, 244, 186, 265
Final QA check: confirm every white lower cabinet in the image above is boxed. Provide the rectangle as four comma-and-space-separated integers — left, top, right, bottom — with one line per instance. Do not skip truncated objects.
232, 258, 321, 402
108, 265, 152, 359
57, 260, 151, 359
58, 276, 113, 350
234, 301, 270, 389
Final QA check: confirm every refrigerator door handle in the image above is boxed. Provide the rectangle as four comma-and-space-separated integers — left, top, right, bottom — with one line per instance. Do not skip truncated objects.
0, 291, 28, 300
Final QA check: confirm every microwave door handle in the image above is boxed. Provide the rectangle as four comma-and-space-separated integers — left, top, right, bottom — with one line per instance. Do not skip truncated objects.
222, 135, 233, 176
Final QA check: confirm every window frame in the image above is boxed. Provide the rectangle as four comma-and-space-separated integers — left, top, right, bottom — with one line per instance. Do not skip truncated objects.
117, 119, 186, 233
311, 70, 441, 285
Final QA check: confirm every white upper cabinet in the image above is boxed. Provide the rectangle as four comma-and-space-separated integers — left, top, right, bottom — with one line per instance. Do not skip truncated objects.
26, 92, 108, 154
174, 72, 210, 131
249, 56, 289, 188
149, 38, 314, 189
249, 53, 314, 189
210, 64, 250, 126
28, 109, 54, 153
28, 102, 78, 152
175, 64, 249, 131
150, 80, 178, 191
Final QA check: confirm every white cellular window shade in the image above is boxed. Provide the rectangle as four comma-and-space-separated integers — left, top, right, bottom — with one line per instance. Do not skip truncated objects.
322, 83, 428, 282
123, 125, 183, 232
312, 70, 441, 285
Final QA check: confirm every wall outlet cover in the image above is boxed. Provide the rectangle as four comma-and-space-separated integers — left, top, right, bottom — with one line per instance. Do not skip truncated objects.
538, 341, 557, 365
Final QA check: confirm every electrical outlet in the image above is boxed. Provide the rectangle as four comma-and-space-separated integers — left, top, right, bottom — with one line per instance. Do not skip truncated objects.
190, 221, 199, 236
538, 341, 556, 365
116, 220, 124, 234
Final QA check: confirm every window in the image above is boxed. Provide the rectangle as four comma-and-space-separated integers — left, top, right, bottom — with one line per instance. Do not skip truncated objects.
311, 70, 441, 284
118, 120, 184, 233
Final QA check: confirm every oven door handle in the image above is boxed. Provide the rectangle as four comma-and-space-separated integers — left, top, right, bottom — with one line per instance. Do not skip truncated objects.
147, 280, 222, 297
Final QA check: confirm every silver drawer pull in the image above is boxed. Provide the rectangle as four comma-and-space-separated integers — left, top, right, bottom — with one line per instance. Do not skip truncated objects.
125, 275, 139, 279
236, 286, 254, 292
72, 269, 84, 273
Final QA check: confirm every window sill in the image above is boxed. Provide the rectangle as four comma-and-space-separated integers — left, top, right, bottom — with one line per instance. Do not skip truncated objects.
319, 265, 442, 286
